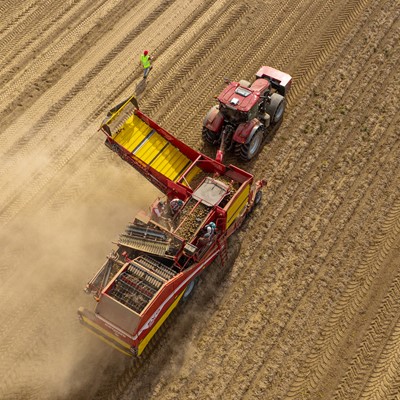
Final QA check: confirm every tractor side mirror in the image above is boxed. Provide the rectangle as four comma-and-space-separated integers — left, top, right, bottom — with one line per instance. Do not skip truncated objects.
224, 77, 230, 84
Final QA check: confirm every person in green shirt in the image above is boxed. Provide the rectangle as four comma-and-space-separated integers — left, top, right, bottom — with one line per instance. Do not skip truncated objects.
140, 50, 152, 79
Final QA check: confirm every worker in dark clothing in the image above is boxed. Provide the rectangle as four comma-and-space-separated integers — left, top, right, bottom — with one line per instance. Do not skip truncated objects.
204, 222, 216, 238
140, 50, 152, 79
169, 198, 184, 215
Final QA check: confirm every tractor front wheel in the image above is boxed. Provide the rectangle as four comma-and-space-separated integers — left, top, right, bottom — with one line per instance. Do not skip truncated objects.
202, 127, 219, 145
235, 127, 264, 161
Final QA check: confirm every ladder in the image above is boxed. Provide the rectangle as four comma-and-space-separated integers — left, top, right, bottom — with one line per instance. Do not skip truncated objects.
217, 235, 228, 267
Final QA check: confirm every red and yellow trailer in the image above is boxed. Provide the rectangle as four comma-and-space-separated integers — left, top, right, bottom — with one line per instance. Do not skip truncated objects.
78, 95, 265, 356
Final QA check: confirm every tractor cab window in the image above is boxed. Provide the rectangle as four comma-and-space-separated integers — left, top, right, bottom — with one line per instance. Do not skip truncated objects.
235, 87, 252, 97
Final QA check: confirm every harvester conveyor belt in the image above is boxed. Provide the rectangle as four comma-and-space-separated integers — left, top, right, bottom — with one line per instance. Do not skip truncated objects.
118, 234, 170, 257
124, 224, 167, 241
134, 255, 177, 281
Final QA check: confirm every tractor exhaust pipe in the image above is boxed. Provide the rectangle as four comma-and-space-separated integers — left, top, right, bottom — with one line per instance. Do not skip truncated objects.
216, 131, 225, 163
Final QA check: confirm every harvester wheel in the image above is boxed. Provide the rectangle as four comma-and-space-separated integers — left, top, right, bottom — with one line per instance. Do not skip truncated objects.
182, 278, 198, 301
265, 93, 285, 124
235, 127, 263, 161
202, 127, 218, 145
254, 190, 262, 205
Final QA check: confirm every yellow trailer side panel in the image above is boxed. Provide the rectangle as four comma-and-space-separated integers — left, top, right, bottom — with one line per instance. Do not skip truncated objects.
226, 184, 250, 229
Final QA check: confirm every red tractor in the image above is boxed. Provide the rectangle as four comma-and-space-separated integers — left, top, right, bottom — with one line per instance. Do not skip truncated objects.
202, 66, 292, 162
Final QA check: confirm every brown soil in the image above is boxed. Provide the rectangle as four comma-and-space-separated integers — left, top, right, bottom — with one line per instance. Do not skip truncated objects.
0, 0, 399, 399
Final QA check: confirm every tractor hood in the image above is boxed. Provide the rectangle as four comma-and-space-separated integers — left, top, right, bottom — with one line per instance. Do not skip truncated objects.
217, 82, 260, 112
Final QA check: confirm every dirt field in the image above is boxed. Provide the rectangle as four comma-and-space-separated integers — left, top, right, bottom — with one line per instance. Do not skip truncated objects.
1, 0, 399, 399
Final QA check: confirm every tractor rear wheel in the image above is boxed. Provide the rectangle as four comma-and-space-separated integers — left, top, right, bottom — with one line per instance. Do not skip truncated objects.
265, 93, 286, 124
235, 127, 264, 161
202, 127, 218, 145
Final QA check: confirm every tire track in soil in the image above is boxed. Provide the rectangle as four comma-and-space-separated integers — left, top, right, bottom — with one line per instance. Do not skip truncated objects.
144, 0, 358, 161
182, 80, 398, 400
286, 194, 400, 400
0, 1, 40, 40
276, 10, 400, 398
30, 0, 224, 217
142, 0, 311, 135
335, 246, 400, 400
0, 0, 110, 94
238, 7, 396, 398
0, 0, 180, 225
0, 0, 74, 72
0, 0, 231, 232
0, 2, 198, 396
97, 0, 396, 396
238, 19, 395, 398
145, 1, 400, 398
359, 295, 400, 399
0, 0, 197, 362
0, 0, 142, 129
1, 0, 396, 399
254, 137, 400, 400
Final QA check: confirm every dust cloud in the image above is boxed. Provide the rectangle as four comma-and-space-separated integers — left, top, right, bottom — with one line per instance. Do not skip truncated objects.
0, 155, 159, 400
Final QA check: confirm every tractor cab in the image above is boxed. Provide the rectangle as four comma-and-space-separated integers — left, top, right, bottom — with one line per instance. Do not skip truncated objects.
217, 82, 261, 122
203, 66, 292, 161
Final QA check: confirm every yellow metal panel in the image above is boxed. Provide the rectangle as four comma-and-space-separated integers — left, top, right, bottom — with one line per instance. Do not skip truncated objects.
135, 133, 167, 163
171, 157, 190, 181
137, 291, 184, 356
114, 115, 152, 152
81, 315, 132, 356
226, 184, 250, 229
161, 157, 188, 181
182, 166, 202, 186
150, 143, 174, 169
158, 150, 183, 177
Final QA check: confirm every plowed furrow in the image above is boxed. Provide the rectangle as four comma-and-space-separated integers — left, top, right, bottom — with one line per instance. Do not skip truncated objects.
237, 134, 400, 400
0, 0, 109, 90
144, 0, 316, 137
0, 0, 182, 225
289, 0, 369, 98
0, 1, 40, 45
0, 0, 72, 70
286, 193, 400, 400
332, 217, 400, 399
190, 85, 399, 400
147, 2, 400, 396
0, 0, 146, 129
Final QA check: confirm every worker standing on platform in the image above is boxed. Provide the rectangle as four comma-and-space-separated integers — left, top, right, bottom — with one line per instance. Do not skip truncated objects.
169, 198, 184, 215
140, 50, 152, 79
204, 221, 216, 239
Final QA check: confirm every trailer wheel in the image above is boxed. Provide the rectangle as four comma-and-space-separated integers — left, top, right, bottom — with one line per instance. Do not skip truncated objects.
235, 127, 263, 161
265, 93, 285, 124
182, 278, 198, 301
202, 127, 218, 145
254, 190, 262, 205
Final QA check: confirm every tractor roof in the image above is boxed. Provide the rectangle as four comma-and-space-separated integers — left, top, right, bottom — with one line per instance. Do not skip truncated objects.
217, 79, 270, 112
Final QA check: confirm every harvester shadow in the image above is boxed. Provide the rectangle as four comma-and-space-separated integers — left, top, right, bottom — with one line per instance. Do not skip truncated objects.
135, 78, 147, 98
